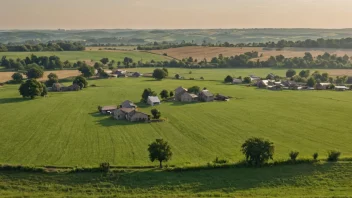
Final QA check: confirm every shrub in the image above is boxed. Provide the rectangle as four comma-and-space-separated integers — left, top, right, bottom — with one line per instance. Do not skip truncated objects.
213, 157, 228, 164
327, 150, 341, 162
313, 153, 319, 160
189, 71, 192, 74
200, 77, 204, 80
224, 75, 233, 83
175, 74, 180, 79
286, 69, 296, 78
289, 151, 299, 161
99, 162, 110, 172
241, 137, 274, 166
151, 109, 161, 119
73, 76, 88, 89
11, 72, 23, 83
243, 77, 252, 84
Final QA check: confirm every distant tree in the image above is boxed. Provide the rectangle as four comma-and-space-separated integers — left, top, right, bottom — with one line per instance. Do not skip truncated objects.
162, 68, 169, 76
224, 75, 234, 83
45, 73, 59, 87
299, 70, 310, 78
303, 52, 313, 62
78, 64, 95, 78
153, 69, 167, 80
241, 137, 275, 166
286, 69, 296, 78
243, 77, 252, 84
94, 62, 104, 69
99, 70, 110, 78
148, 139, 172, 168
188, 86, 201, 94
141, 88, 157, 103
289, 151, 299, 161
160, 90, 169, 99
151, 109, 161, 119
11, 72, 23, 83
307, 77, 316, 87
175, 74, 180, 79
26, 64, 44, 79
73, 76, 88, 89
19, 79, 47, 99
123, 57, 133, 67
100, 58, 109, 65
170, 91, 174, 97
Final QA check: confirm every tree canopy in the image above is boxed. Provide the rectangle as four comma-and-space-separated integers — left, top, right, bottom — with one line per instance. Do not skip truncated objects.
147, 139, 172, 168
73, 76, 88, 89
19, 79, 47, 99
241, 137, 275, 166
26, 64, 44, 79
78, 64, 95, 78
152, 69, 167, 80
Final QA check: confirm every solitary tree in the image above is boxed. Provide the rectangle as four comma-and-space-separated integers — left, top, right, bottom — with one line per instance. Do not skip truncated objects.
224, 75, 234, 83
73, 76, 88, 89
160, 90, 169, 99
19, 79, 47, 99
148, 139, 172, 168
11, 72, 23, 83
241, 137, 275, 166
286, 69, 296, 78
175, 74, 180, 79
26, 64, 44, 79
100, 58, 109, 65
243, 77, 252, 84
153, 69, 167, 80
151, 109, 161, 119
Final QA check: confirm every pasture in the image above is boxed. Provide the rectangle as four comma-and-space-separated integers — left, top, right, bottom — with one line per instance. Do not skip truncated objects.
151, 46, 352, 61
0, 68, 352, 167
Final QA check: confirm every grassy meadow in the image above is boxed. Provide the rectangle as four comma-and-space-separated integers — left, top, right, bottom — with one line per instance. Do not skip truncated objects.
0, 68, 352, 167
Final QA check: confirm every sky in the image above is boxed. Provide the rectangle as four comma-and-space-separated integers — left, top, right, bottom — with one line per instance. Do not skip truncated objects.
0, 0, 352, 29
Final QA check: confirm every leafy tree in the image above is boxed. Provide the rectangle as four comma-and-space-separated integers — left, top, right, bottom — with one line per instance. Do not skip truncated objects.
303, 52, 313, 62
141, 88, 157, 103
243, 77, 252, 84
151, 109, 161, 119
19, 79, 47, 99
45, 73, 59, 87
160, 90, 169, 99
307, 77, 316, 87
148, 139, 172, 168
313, 153, 319, 160
73, 76, 88, 89
78, 64, 95, 78
241, 137, 274, 166
299, 70, 310, 78
153, 69, 167, 80
11, 72, 23, 83
289, 151, 299, 161
224, 75, 234, 83
286, 69, 296, 78
327, 150, 341, 162
188, 86, 201, 94
175, 74, 180, 79
26, 64, 44, 79
100, 58, 109, 65
94, 62, 104, 69
162, 68, 169, 76
123, 57, 133, 67
170, 91, 174, 97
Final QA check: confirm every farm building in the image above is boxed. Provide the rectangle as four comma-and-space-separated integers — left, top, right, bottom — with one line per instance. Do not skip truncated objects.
147, 96, 161, 106
335, 86, 348, 91
99, 105, 118, 114
113, 108, 149, 122
115, 70, 126, 75
257, 80, 274, 88
132, 72, 142, 77
175, 86, 188, 101
181, 92, 198, 102
316, 83, 331, 90
120, 100, 137, 109
249, 75, 261, 82
52, 83, 80, 92
266, 73, 276, 80
215, 94, 230, 101
52, 83, 65, 92
199, 90, 214, 102
232, 79, 242, 84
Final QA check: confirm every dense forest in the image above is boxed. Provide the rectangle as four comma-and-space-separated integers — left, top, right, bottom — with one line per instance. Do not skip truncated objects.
0, 41, 85, 52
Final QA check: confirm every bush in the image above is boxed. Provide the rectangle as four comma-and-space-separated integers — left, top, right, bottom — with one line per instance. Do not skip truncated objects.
243, 77, 252, 84
151, 109, 161, 119
19, 79, 47, 99
175, 74, 180, 79
289, 151, 299, 161
286, 69, 296, 78
241, 137, 274, 166
313, 153, 319, 160
327, 150, 341, 162
224, 75, 233, 83
73, 76, 88, 89
99, 162, 110, 172
11, 72, 23, 83
213, 157, 228, 164
200, 77, 204, 80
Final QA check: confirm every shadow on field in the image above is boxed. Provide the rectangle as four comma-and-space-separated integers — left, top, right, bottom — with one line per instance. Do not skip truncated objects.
96, 117, 148, 127
0, 162, 344, 195
0, 97, 28, 104
170, 102, 200, 106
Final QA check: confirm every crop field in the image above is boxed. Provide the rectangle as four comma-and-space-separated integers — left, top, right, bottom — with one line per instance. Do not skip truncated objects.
1, 162, 352, 197
0, 70, 81, 83
0, 68, 352, 167
151, 46, 352, 61
0, 50, 169, 63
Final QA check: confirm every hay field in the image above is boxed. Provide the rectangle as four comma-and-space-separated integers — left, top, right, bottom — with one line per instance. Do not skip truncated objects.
0, 70, 81, 83
151, 46, 352, 60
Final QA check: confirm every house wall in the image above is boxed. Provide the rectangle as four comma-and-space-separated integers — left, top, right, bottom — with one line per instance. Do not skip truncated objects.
113, 110, 127, 120
130, 113, 149, 122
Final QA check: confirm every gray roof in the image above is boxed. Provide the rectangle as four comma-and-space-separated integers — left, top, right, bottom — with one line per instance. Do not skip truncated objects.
148, 96, 161, 103
101, 105, 118, 111
119, 108, 135, 113
201, 90, 214, 97
175, 86, 187, 92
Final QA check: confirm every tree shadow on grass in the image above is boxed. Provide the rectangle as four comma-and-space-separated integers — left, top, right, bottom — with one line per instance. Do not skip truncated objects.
170, 102, 200, 106
95, 116, 149, 127
0, 97, 29, 104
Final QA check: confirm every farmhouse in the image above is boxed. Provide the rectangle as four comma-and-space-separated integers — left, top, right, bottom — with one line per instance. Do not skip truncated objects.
249, 75, 261, 82
113, 108, 149, 122
266, 73, 276, 79
232, 79, 242, 84
175, 86, 188, 101
199, 90, 214, 102
181, 92, 199, 102
120, 100, 137, 109
99, 105, 118, 114
115, 69, 126, 75
316, 83, 331, 90
335, 86, 348, 91
257, 80, 274, 88
132, 72, 142, 77
147, 96, 161, 106
51, 83, 80, 92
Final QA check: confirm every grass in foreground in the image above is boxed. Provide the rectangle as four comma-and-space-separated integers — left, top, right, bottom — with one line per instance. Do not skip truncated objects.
1, 162, 352, 197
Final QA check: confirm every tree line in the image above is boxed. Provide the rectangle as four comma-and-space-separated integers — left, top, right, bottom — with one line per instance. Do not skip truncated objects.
0, 41, 85, 52
0, 55, 72, 70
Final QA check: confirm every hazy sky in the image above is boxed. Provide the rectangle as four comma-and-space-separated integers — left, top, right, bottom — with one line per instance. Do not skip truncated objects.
1, 0, 351, 29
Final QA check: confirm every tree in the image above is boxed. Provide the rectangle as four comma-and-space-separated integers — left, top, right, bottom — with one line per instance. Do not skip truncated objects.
19, 79, 47, 99
170, 91, 174, 97
148, 139, 172, 168
94, 62, 104, 69
243, 77, 252, 84
307, 77, 316, 87
175, 74, 180, 79
286, 69, 296, 78
123, 57, 133, 67
241, 137, 275, 166
141, 88, 157, 103
188, 86, 201, 94
224, 75, 234, 83
78, 64, 95, 78
73, 76, 88, 89
26, 64, 44, 79
160, 90, 169, 99
152, 69, 167, 80
299, 70, 310, 78
162, 68, 169, 76
151, 109, 161, 119
11, 72, 23, 83
100, 58, 109, 65
45, 73, 59, 87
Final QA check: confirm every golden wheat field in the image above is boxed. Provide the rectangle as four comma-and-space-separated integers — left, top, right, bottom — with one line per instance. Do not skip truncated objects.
0, 70, 81, 83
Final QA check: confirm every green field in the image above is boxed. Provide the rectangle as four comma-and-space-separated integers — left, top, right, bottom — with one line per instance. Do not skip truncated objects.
0, 162, 351, 197
0, 51, 169, 63
0, 68, 352, 167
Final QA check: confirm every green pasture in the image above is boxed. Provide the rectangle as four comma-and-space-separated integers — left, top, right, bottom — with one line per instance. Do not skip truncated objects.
0, 72, 351, 167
